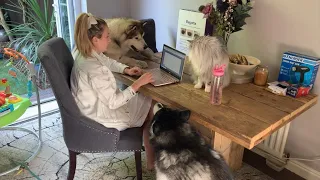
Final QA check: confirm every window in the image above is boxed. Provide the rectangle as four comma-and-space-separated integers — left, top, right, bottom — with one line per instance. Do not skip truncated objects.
53, 0, 87, 50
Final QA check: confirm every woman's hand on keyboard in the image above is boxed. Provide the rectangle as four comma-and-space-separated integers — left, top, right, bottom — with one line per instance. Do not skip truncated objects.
124, 67, 143, 76
131, 72, 155, 92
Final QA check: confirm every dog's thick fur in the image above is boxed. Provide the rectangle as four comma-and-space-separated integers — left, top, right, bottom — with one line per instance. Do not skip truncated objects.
104, 18, 160, 68
188, 36, 231, 92
150, 103, 234, 180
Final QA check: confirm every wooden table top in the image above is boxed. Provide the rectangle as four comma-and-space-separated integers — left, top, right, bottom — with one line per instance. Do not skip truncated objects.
114, 61, 318, 149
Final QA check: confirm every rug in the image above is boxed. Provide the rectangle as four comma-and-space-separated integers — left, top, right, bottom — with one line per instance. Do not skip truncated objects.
0, 112, 274, 180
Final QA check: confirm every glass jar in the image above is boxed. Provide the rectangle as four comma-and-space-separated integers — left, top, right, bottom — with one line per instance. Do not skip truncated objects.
254, 65, 269, 86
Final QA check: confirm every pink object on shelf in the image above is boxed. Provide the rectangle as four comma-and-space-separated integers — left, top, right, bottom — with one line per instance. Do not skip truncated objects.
210, 64, 226, 105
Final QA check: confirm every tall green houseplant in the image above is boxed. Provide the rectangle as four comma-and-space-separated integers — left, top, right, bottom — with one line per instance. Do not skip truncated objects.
6, 0, 56, 64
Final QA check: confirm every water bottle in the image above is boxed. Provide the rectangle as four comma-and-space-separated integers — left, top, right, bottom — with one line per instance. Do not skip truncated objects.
210, 64, 226, 105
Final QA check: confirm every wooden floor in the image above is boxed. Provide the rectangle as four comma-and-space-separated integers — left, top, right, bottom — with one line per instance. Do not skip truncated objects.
243, 149, 304, 180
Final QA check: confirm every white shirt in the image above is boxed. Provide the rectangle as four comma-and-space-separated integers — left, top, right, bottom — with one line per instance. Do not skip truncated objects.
70, 49, 137, 130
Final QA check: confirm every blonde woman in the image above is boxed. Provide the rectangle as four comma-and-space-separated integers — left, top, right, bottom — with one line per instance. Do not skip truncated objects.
70, 13, 155, 170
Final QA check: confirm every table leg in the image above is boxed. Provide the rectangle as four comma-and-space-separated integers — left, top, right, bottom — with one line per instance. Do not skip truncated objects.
212, 132, 244, 171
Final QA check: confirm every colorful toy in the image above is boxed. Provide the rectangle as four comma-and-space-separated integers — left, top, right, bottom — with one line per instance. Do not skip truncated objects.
0, 103, 14, 117
8, 67, 21, 87
8, 95, 22, 103
3, 47, 50, 90
0, 78, 12, 97
1, 48, 35, 98
27, 78, 33, 98
0, 95, 5, 106
8, 68, 17, 78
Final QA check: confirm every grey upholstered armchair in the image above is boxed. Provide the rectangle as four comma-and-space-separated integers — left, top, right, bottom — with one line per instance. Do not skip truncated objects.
37, 38, 144, 180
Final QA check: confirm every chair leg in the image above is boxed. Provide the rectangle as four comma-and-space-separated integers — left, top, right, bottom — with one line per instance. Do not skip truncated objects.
134, 151, 142, 180
67, 150, 78, 180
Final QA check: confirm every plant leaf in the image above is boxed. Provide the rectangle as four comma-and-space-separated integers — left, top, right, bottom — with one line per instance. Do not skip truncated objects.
5, 0, 56, 64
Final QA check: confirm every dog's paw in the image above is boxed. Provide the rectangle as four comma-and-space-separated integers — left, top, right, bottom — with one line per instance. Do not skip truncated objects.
136, 61, 148, 69
205, 83, 211, 93
194, 83, 203, 89
151, 56, 161, 63
205, 86, 211, 93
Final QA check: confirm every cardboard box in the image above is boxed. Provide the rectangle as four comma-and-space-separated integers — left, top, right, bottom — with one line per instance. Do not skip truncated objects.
278, 52, 320, 98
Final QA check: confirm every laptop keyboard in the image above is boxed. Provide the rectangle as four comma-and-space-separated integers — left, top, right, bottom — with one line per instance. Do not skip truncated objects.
147, 69, 178, 83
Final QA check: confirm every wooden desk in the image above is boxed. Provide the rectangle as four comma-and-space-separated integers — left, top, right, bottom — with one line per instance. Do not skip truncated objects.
114, 61, 318, 170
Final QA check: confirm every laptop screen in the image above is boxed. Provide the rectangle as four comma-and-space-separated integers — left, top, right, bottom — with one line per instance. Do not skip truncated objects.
160, 45, 186, 79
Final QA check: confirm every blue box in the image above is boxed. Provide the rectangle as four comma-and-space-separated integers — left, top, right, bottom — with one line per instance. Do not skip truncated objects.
278, 52, 320, 97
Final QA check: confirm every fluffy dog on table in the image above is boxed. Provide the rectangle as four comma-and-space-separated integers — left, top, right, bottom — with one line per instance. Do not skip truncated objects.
103, 18, 160, 68
150, 103, 234, 180
187, 36, 231, 92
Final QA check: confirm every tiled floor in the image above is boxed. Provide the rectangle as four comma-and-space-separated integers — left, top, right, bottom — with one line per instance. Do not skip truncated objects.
0, 113, 274, 180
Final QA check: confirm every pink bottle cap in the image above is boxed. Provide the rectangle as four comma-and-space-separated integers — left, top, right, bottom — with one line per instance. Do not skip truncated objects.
212, 64, 226, 76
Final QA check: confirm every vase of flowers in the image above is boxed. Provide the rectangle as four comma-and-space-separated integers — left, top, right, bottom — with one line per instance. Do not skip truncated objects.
199, 0, 254, 46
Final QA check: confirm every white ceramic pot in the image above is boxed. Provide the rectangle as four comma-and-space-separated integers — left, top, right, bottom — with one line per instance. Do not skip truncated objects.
229, 55, 261, 75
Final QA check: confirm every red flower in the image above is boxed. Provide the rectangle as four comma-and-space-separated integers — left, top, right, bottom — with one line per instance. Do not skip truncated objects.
202, 3, 213, 18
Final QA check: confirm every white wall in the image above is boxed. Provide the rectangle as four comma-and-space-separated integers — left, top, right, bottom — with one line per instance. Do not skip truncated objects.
227, 0, 320, 171
86, 0, 130, 19
129, 0, 320, 172
129, 0, 211, 51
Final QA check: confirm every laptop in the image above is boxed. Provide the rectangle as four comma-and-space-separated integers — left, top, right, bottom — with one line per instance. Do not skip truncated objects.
146, 44, 186, 87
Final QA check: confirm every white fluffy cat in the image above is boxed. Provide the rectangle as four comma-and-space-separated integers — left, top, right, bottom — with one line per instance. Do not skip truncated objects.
187, 36, 231, 92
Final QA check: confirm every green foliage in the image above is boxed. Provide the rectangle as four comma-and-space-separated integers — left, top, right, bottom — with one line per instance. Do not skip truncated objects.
5, 0, 56, 64
233, 4, 252, 32
199, 1, 254, 45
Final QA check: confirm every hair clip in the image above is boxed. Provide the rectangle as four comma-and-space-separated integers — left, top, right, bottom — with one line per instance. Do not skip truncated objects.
87, 13, 98, 29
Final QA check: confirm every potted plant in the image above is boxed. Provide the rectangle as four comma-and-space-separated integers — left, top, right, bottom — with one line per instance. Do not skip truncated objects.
199, 0, 254, 46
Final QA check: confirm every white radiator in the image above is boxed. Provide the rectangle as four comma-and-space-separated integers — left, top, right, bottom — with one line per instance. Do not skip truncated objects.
253, 122, 291, 171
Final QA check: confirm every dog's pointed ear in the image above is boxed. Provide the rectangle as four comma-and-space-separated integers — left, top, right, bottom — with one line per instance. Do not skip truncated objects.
153, 103, 164, 115
126, 24, 137, 34
179, 110, 191, 122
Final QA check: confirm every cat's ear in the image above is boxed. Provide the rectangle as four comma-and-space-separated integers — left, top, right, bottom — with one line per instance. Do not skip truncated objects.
179, 110, 191, 122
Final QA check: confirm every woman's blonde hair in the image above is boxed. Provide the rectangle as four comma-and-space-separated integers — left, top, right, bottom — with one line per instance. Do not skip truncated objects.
74, 13, 107, 58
